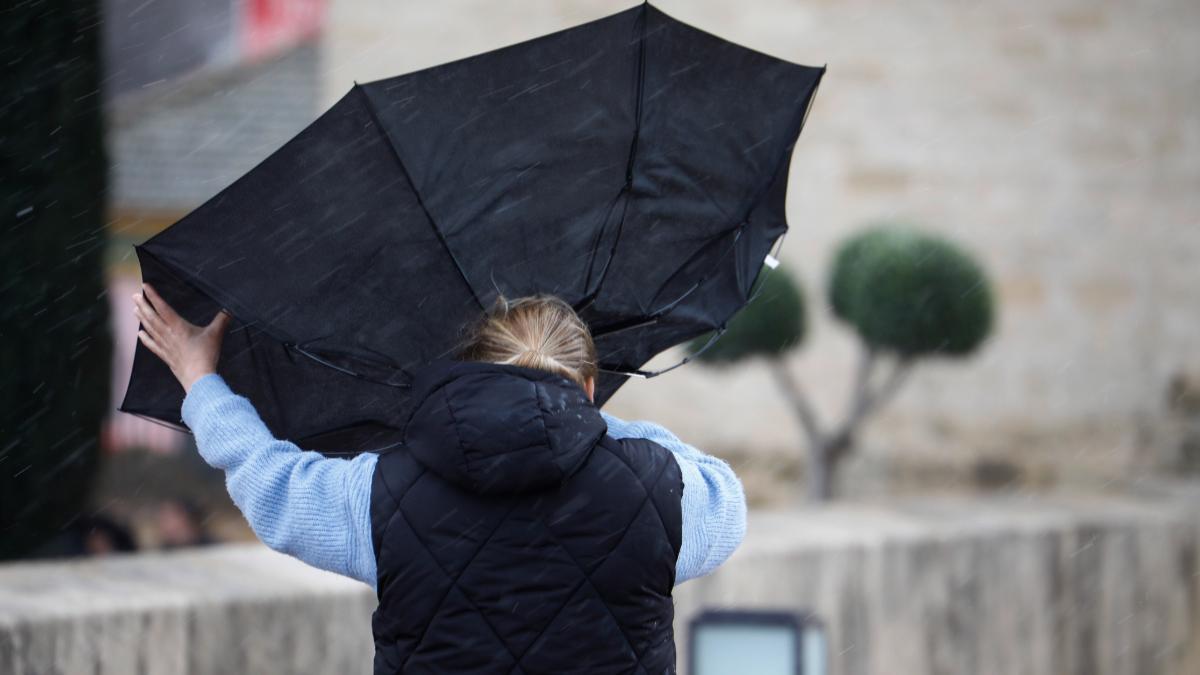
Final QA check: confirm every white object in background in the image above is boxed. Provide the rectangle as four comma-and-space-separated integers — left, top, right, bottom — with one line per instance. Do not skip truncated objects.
689, 610, 826, 675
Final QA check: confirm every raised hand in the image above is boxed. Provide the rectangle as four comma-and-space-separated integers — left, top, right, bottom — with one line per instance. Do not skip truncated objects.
132, 283, 232, 393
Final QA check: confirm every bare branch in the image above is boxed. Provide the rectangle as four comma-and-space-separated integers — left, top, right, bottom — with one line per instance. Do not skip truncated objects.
847, 345, 877, 422
827, 349, 915, 463
769, 360, 824, 448
861, 356, 913, 421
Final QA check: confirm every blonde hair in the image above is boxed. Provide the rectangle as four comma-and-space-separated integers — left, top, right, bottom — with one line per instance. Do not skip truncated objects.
459, 294, 598, 389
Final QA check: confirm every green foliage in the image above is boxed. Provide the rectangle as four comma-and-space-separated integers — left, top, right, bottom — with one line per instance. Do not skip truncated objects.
688, 266, 806, 363
0, 0, 111, 558
828, 230, 873, 323
827, 226, 994, 357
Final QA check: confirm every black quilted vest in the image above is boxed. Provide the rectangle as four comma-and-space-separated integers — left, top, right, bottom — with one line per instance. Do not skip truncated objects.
369, 360, 683, 674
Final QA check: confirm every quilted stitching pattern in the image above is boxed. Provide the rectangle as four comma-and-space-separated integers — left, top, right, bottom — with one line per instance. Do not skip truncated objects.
370, 435, 682, 674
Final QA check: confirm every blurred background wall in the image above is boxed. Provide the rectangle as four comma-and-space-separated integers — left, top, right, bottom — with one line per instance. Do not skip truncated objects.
97, 0, 1199, 504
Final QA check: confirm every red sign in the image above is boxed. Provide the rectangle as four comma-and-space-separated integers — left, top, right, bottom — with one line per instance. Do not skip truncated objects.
242, 0, 327, 62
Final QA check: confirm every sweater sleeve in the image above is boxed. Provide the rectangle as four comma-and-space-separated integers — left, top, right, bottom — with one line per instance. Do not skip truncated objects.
180, 373, 379, 589
600, 411, 747, 584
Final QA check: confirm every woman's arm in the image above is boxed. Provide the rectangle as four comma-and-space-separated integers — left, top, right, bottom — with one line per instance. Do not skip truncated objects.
181, 373, 379, 588
600, 411, 747, 584
131, 283, 377, 587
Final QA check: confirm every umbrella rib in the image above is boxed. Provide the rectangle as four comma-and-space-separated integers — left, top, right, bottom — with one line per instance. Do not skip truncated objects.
575, 186, 631, 312
575, 3, 649, 311
624, 3, 648, 184
353, 83, 487, 312
589, 226, 743, 340
597, 324, 728, 379
597, 247, 778, 377
577, 185, 626, 307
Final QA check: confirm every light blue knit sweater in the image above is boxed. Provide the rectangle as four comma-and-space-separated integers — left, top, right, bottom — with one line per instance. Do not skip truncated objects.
180, 372, 747, 590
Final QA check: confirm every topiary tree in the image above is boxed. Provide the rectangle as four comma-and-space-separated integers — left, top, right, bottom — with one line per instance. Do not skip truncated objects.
690, 225, 994, 501
0, 0, 111, 558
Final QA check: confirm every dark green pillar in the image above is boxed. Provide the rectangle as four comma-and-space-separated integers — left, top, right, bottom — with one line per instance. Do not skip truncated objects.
1, 0, 112, 559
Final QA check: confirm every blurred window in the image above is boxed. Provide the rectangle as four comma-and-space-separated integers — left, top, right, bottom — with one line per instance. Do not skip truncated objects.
689, 610, 826, 675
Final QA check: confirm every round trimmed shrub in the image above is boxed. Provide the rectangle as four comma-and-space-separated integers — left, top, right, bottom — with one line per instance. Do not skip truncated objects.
828, 230, 874, 323
688, 266, 806, 363
827, 226, 993, 357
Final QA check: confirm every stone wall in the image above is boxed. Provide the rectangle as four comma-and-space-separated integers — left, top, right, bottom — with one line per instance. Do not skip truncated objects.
676, 489, 1200, 675
4, 489, 1198, 674
0, 545, 375, 675
321, 0, 1200, 493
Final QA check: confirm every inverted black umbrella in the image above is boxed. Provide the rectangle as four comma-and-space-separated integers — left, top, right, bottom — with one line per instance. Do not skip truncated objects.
119, 2, 825, 454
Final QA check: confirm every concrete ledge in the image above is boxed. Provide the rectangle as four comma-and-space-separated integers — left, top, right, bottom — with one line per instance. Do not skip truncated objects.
679, 492, 1200, 675
3, 490, 1199, 674
0, 545, 375, 674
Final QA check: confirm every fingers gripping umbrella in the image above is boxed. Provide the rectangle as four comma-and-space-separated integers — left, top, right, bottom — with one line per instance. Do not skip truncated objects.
120, 2, 825, 454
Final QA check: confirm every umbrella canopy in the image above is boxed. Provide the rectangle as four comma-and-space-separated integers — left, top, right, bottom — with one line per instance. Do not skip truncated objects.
119, 2, 825, 454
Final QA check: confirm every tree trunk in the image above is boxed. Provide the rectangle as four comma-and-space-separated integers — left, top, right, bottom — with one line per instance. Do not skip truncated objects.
768, 349, 910, 504
807, 441, 833, 502
768, 361, 835, 503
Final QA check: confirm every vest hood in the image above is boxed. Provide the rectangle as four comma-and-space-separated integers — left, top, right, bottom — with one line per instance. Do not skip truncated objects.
401, 359, 608, 496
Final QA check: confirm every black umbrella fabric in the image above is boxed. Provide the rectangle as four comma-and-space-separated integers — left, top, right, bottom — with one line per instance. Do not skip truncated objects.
119, 2, 825, 454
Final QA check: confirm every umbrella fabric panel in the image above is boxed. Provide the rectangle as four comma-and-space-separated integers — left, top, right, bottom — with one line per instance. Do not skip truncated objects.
358, 4, 643, 305
120, 249, 223, 428
593, 5, 824, 327
139, 87, 483, 372
121, 87, 485, 452
138, 85, 480, 369
123, 247, 414, 454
